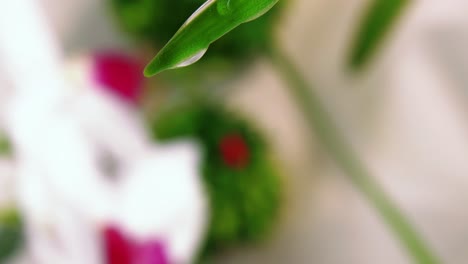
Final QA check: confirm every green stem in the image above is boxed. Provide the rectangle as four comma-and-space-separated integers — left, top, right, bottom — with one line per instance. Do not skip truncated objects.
267, 44, 439, 264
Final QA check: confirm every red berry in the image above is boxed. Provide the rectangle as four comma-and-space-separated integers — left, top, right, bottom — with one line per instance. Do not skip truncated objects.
219, 134, 249, 168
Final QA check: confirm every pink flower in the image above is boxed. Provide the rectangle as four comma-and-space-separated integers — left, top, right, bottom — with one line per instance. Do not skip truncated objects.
103, 226, 168, 264
103, 226, 133, 264
93, 52, 145, 105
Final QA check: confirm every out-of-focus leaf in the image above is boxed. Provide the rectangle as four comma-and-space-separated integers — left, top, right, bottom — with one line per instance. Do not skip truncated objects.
144, 0, 280, 76
0, 209, 23, 262
348, 0, 410, 70
0, 134, 10, 155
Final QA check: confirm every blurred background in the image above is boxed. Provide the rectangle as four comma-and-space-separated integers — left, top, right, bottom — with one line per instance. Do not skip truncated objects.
1, 0, 468, 263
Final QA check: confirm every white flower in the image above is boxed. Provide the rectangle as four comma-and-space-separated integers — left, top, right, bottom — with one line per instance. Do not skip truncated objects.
0, 1, 208, 263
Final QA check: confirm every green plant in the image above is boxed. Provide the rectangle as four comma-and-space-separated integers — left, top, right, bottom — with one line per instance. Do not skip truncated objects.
152, 101, 281, 257
0, 209, 23, 262
143, 0, 438, 263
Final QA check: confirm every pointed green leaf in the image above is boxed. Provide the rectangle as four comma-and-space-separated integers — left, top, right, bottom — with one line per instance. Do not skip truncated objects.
349, 0, 410, 70
144, 0, 279, 76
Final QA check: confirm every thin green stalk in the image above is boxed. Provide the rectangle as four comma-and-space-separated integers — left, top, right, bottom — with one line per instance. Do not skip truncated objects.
267, 44, 438, 264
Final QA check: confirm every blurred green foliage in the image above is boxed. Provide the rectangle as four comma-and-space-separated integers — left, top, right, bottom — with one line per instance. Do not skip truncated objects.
111, 0, 282, 65
152, 101, 281, 257
0, 209, 23, 262
0, 134, 10, 155
349, 0, 409, 70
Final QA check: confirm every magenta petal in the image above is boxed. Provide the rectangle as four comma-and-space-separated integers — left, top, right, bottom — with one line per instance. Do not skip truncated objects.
132, 240, 169, 264
93, 52, 145, 105
102, 226, 133, 264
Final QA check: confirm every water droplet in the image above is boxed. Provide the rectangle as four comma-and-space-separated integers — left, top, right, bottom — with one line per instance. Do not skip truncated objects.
174, 48, 208, 68
245, 6, 272, 23
183, 0, 216, 27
